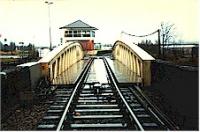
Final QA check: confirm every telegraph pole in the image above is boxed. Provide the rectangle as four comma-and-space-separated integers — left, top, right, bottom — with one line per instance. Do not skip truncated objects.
157, 29, 161, 58
162, 34, 165, 58
45, 1, 53, 51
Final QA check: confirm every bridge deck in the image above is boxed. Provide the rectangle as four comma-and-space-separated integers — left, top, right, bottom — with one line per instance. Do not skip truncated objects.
86, 58, 108, 84
106, 57, 142, 84
53, 57, 141, 85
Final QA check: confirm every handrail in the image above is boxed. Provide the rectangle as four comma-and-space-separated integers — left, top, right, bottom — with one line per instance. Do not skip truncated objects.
103, 57, 144, 130
56, 58, 93, 131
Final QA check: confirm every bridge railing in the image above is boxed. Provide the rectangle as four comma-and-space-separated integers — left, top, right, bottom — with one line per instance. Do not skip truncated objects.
112, 40, 155, 86
38, 42, 84, 84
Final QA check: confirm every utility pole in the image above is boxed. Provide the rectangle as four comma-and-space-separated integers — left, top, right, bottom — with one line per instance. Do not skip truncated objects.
157, 29, 161, 58
45, 1, 53, 51
162, 34, 165, 58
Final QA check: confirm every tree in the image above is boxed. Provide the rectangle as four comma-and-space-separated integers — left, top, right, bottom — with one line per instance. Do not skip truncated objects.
10, 42, 16, 51
160, 22, 176, 57
3, 44, 9, 52
161, 22, 176, 44
27, 43, 33, 58
0, 41, 4, 51
140, 40, 146, 44
138, 39, 153, 45
27, 43, 33, 50
19, 42, 24, 58
146, 40, 153, 45
27, 43, 38, 59
3, 38, 8, 51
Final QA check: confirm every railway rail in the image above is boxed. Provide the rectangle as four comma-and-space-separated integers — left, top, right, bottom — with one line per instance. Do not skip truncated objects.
37, 57, 178, 130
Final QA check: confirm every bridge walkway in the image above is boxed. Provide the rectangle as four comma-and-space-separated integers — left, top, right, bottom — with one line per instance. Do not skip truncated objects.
53, 59, 88, 85
106, 57, 142, 85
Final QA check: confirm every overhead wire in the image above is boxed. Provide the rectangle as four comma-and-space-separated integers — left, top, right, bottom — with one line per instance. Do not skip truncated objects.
121, 30, 159, 38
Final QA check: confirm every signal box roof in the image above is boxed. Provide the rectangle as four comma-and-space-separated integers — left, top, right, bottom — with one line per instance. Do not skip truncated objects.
60, 20, 98, 30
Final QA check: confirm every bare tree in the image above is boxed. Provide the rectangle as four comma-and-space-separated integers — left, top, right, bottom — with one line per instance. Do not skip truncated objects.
161, 22, 176, 44
160, 22, 176, 57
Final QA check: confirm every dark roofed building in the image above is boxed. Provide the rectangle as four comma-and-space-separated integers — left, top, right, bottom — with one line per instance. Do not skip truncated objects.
60, 20, 98, 51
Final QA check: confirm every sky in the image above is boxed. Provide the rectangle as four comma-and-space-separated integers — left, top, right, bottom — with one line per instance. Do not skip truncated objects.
0, 0, 199, 47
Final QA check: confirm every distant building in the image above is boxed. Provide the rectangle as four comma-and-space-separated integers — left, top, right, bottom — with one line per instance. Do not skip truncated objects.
94, 43, 101, 50
101, 44, 113, 50
60, 20, 98, 51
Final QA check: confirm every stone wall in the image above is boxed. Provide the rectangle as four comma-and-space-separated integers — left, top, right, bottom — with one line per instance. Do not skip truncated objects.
1, 65, 42, 121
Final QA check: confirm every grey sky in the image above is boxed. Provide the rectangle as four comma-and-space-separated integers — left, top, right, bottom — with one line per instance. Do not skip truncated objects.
0, 0, 199, 47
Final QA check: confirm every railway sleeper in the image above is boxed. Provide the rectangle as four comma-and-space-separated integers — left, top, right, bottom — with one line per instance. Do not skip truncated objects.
75, 108, 120, 112
81, 89, 113, 92
49, 105, 65, 109
78, 99, 116, 103
73, 114, 123, 119
70, 123, 128, 129
47, 109, 64, 113
77, 102, 117, 105
73, 111, 121, 116
54, 100, 69, 103
71, 118, 126, 124
79, 93, 114, 96
78, 96, 115, 100
54, 97, 70, 100
55, 94, 71, 97
76, 104, 118, 108
55, 89, 72, 93
37, 124, 57, 130
43, 115, 61, 120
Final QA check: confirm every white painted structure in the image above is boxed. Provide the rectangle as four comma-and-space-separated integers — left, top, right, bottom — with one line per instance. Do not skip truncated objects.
38, 41, 84, 84
17, 39, 155, 86
113, 40, 155, 86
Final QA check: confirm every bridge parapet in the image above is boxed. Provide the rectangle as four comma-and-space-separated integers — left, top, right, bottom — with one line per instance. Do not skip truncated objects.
113, 40, 155, 86
38, 41, 84, 84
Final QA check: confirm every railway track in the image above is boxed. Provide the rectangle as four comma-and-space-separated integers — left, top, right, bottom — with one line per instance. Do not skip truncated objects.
37, 57, 177, 130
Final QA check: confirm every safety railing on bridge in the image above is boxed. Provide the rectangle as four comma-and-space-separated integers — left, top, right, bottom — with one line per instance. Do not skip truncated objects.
112, 40, 155, 86
38, 42, 84, 84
